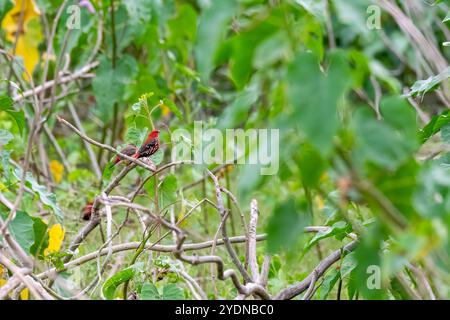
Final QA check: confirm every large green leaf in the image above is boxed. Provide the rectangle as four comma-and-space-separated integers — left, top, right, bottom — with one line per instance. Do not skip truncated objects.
140, 283, 183, 300
353, 96, 418, 170
0, 211, 34, 253
372, 160, 419, 219
318, 268, 340, 300
333, 0, 372, 37
229, 22, 276, 89
414, 164, 450, 219
218, 83, 260, 129
253, 31, 290, 69
125, 126, 147, 147
162, 284, 184, 300
145, 173, 177, 208
14, 169, 63, 223
195, 0, 237, 80
287, 51, 351, 154
149, 149, 164, 166
92, 55, 136, 122
298, 143, 326, 188
350, 223, 387, 299
266, 198, 309, 253
140, 282, 160, 300
124, 0, 152, 25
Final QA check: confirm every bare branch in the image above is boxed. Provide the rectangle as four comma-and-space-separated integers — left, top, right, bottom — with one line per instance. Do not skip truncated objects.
248, 199, 260, 282
207, 169, 252, 283
274, 241, 358, 300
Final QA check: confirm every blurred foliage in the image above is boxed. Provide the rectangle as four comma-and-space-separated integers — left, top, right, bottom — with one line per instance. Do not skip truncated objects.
0, 0, 450, 300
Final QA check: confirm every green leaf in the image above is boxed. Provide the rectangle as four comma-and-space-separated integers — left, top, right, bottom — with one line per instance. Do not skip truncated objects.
162, 284, 184, 300
102, 162, 114, 186
318, 268, 340, 300
0, 95, 13, 109
0, 129, 13, 146
92, 55, 136, 122
14, 169, 63, 223
125, 127, 147, 147
266, 198, 309, 253
298, 143, 326, 188
195, 0, 238, 80
218, 83, 260, 129
305, 221, 350, 251
295, 0, 325, 19
407, 67, 450, 98
444, 11, 450, 23
124, 0, 152, 25
140, 283, 183, 300
333, 0, 372, 36
140, 282, 160, 300
150, 148, 164, 166
0, 211, 34, 253
102, 263, 143, 300
162, 99, 183, 120
353, 96, 418, 170
0, 94, 25, 133
145, 173, 177, 208
340, 252, 357, 278
419, 110, 450, 143
29, 217, 49, 257
350, 223, 387, 299
414, 164, 450, 219
230, 22, 276, 89
0, 149, 11, 183
253, 31, 290, 69
0, 0, 13, 24
287, 51, 351, 154
442, 124, 450, 144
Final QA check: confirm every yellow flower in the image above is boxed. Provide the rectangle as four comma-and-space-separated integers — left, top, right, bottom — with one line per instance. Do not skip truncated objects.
49, 160, 64, 184
315, 195, 325, 210
161, 103, 171, 116
20, 288, 29, 300
1, 0, 42, 78
44, 224, 65, 256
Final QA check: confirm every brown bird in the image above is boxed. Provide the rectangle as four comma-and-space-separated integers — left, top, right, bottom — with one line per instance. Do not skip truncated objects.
112, 144, 138, 166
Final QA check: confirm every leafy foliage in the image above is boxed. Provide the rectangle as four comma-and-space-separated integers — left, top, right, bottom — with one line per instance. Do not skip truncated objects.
0, 0, 449, 301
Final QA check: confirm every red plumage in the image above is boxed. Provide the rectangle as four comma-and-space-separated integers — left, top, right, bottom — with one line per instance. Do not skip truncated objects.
82, 201, 94, 220
134, 129, 160, 159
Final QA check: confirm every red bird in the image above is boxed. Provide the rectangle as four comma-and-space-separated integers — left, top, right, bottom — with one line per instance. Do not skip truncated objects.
134, 129, 160, 159
112, 144, 138, 166
82, 201, 94, 220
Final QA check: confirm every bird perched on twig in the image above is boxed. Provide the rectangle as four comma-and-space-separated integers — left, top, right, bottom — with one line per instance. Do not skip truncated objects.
134, 129, 160, 159
81, 201, 94, 220
111, 144, 138, 166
